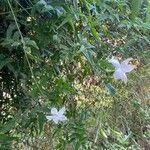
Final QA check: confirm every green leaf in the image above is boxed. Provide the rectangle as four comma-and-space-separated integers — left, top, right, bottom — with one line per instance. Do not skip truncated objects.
130, 0, 142, 21
7, 63, 18, 78
42, 5, 53, 12
0, 134, 18, 142
6, 23, 17, 39
105, 83, 116, 96
24, 38, 39, 50
100, 128, 107, 139
97, 59, 113, 72
38, 113, 45, 134
0, 119, 16, 133
80, 45, 96, 69
57, 15, 75, 33
88, 16, 101, 41
0, 55, 12, 70
146, 1, 150, 23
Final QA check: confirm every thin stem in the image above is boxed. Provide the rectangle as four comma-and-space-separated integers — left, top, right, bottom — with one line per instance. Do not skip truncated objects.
0, 7, 32, 15
14, 0, 31, 15
7, 0, 45, 98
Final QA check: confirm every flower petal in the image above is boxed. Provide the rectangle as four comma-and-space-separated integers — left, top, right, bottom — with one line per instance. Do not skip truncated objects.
121, 58, 132, 65
51, 108, 58, 115
46, 115, 53, 121
108, 57, 121, 68
121, 64, 135, 73
121, 58, 136, 73
52, 117, 59, 124
113, 69, 128, 83
59, 115, 67, 121
58, 107, 65, 115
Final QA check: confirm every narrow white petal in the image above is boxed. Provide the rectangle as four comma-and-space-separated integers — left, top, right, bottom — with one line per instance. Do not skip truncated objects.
59, 115, 67, 121
113, 69, 128, 84
51, 108, 58, 115
58, 107, 65, 115
108, 57, 121, 68
121, 58, 136, 73
46, 115, 53, 121
121, 58, 132, 65
121, 74, 128, 84
121, 64, 135, 73
52, 117, 59, 124
61, 116, 67, 121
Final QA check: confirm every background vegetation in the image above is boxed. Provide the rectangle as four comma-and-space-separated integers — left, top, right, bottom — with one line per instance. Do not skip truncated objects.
0, 0, 150, 149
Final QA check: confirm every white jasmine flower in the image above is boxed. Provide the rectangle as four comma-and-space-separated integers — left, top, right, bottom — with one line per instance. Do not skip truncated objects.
108, 57, 136, 83
46, 107, 67, 124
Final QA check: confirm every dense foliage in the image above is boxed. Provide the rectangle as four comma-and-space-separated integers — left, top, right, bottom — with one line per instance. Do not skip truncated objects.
0, 0, 150, 149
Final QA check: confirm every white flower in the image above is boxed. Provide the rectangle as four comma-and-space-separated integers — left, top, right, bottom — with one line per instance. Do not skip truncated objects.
46, 107, 67, 124
108, 57, 136, 83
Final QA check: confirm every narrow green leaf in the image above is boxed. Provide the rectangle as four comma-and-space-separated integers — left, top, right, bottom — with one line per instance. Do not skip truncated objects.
0, 134, 18, 142
105, 83, 116, 96
38, 113, 45, 134
24, 38, 39, 50
130, 0, 142, 21
0, 57, 12, 70
0, 119, 16, 133
6, 23, 17, 39
146, 1, 150, 23
100, 128, 107, 139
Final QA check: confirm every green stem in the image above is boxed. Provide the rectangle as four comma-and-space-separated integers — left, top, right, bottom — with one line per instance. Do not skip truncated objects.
7, 0, 45, 98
